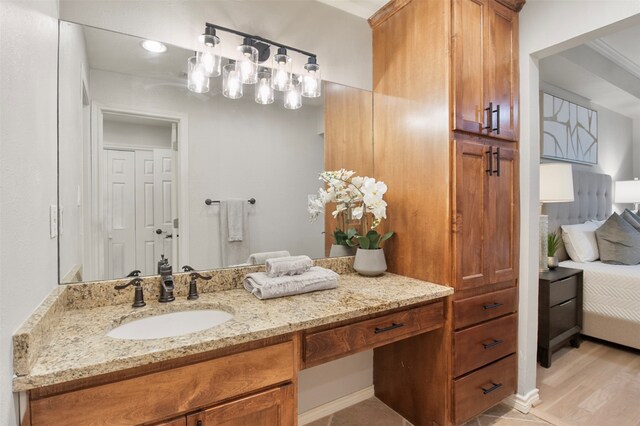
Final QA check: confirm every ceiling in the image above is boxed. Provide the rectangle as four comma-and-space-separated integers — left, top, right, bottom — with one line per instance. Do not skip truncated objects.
315, 0, 387, 19
540, 23, 640, 120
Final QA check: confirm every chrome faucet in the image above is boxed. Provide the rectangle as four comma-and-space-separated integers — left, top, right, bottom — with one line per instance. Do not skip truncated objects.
158, 255, 175, 303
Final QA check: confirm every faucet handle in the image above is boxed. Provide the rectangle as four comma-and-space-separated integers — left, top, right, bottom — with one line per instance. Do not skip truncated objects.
126, 270, 141, 277
182, 265, 195, 272
115, 278, 146, 308
190, 272, 212, 281
115, 277, 143, 290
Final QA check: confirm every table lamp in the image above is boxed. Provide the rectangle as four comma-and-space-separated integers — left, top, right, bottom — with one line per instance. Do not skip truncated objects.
614, 178, 640, 212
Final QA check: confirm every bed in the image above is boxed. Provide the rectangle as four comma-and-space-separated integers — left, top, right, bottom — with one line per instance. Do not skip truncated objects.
543, 170, 640, 350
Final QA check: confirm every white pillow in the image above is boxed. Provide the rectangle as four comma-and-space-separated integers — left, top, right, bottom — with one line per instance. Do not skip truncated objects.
588, 219, 606, 228
561, 221, 600, 262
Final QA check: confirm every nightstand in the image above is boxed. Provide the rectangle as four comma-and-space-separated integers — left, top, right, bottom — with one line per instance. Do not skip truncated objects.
538, 267, 584, 368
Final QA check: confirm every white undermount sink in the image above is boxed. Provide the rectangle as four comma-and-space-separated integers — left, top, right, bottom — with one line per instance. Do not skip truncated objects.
107, 309, 234, 340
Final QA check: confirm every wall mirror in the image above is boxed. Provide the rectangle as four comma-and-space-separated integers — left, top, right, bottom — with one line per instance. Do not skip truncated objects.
58, 21, 373, 284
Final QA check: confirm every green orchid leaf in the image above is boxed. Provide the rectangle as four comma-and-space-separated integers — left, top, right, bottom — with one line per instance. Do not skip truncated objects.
380, 231, 394, 243
356, 236, 371, 249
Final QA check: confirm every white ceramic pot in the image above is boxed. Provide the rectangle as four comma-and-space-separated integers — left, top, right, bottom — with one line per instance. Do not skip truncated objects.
329, 244, 357, 258
353, 248, 387, 276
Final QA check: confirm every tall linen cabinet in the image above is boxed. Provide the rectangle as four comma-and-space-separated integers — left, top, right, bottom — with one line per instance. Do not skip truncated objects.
369, 0, 523, 424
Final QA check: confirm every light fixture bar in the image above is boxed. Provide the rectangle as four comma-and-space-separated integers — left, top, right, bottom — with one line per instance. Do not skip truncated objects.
205, 22, 317, 60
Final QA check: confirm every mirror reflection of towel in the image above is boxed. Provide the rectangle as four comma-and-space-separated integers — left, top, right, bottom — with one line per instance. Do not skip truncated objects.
220, 200, 249, 266
226, 200, 245, 241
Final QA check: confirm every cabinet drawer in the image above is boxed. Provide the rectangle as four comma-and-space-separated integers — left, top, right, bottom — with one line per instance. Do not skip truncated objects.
454, 354, 517, 424
454, 314, 517, 377
550, 298, 578, 340
454, 287, 517, 329
550, 275, 578, 306
30, 341, 294, 426
304, 302, 444, 367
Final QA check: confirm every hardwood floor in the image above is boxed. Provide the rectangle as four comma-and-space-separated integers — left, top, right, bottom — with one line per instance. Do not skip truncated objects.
532, 338, 640, 426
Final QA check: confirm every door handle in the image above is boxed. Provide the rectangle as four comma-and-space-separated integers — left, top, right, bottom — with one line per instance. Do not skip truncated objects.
483, 302, 503, 310
482, 339, 504, 349
485, 147, 493, 177
492, 104, 500, 134
165, 234, 173, 239
374, 323, 404, 334
483, 102, 493, 132
155, 228, 163, 235
493, 146, 501, 177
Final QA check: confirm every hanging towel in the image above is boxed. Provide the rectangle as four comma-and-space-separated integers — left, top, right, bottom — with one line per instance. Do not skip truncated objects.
247, 250, 291, 265
226, 200, 245, 242
266, 255, 313, 277
220, 200, 250, 266
243, 266, 339, 300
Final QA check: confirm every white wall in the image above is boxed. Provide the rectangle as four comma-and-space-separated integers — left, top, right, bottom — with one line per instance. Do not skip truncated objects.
59, 0, 373, 90
633, 120, 640, 177
0, 1, 60, 424
89, 69, 325, 269
518, 2, 640, 407
58, 20, 89, 282
539, 81, 634, 184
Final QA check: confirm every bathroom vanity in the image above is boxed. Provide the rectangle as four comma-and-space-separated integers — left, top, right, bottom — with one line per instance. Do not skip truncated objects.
13, 259, 452, 425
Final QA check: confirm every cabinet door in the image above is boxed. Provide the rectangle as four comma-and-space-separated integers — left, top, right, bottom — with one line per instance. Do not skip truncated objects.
454, 139, 491, 290
152, 417, 187, 426
488, 145, 518, 284
485, 0, 519, 141
187, 385, 294, 426
452, 0, 491, 136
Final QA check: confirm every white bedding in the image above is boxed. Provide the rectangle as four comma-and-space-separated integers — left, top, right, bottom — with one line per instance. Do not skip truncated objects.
560, 260, 640, 325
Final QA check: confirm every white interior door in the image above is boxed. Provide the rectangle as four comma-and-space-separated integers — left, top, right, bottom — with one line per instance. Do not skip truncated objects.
105, 149, 135, 279
134, 150, 157, 275
154, 149, 174, 265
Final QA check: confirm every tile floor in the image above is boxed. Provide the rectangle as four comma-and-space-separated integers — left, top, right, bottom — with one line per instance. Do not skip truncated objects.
307, 397, 549, 426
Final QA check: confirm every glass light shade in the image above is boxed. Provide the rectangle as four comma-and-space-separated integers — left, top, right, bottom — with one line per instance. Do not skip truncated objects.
237, 43, 258, 84
271, 52, 292, 91
222, 63, 243, 99
255, 72, 274, 105
284, 80, 302, 110
302, 63, 321, 98
539, 163, 574, 203
197, 46, 221, 78
187, 56, 210, 94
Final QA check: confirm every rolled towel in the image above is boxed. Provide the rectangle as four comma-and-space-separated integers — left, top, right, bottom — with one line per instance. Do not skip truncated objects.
247, 250, 290, 265
244, 266, 339, 300
266, 255, 313, 277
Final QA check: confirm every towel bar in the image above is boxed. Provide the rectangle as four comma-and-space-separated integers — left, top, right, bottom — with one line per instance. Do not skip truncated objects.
205, 198, 256, 206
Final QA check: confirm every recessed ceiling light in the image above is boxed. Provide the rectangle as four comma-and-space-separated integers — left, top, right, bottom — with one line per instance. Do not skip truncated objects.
141, 40, 167, 53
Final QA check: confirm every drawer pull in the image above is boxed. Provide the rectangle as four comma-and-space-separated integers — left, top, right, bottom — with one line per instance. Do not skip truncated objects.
374, 323, 405, 334
482, 339, 504, 349
483, 302, 503, 310
557, 299, 574, 307
481, 382, 503, 395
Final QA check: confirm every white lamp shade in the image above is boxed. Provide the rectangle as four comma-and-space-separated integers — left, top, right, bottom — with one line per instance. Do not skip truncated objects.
614, 179, 640, 203
540, 163, 574, 203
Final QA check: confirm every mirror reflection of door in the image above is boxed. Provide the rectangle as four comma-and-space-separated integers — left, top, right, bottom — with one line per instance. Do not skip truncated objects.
103, 113, 177, 279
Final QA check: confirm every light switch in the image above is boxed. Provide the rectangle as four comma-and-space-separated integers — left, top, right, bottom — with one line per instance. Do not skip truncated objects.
50, 205, 58, 239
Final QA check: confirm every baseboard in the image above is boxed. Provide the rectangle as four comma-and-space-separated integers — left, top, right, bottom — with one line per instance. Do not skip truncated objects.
504, 388, 540, 414
298, 386, 375, 425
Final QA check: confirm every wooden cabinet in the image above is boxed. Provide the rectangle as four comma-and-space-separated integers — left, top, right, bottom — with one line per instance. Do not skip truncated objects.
455, 138, 518, 290
370, 0, 523, 423
186, 385, 294, 426
538, 267, 583, 367
453, 0, 519, 141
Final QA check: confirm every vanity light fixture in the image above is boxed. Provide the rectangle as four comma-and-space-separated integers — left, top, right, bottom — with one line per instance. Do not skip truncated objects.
255, 71, 274, 105
271, 47, 292, 91
198, 26, 221, 77
141, 39, 167, 53
187, 55, 210, 93
302, 56, 322, 98
188, 22, 322, 107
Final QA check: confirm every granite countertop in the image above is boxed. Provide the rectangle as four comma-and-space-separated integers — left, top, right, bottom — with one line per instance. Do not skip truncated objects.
13, 271, 452, 392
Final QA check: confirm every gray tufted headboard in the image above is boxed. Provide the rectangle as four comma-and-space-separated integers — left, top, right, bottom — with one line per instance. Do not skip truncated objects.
542, 170, 612, 260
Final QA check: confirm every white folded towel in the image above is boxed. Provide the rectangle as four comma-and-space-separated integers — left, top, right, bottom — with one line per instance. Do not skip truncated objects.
247, 250, 291, 265
226, 200, 245, 242
266, 255, 313, 277
243, 266, 339, 300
